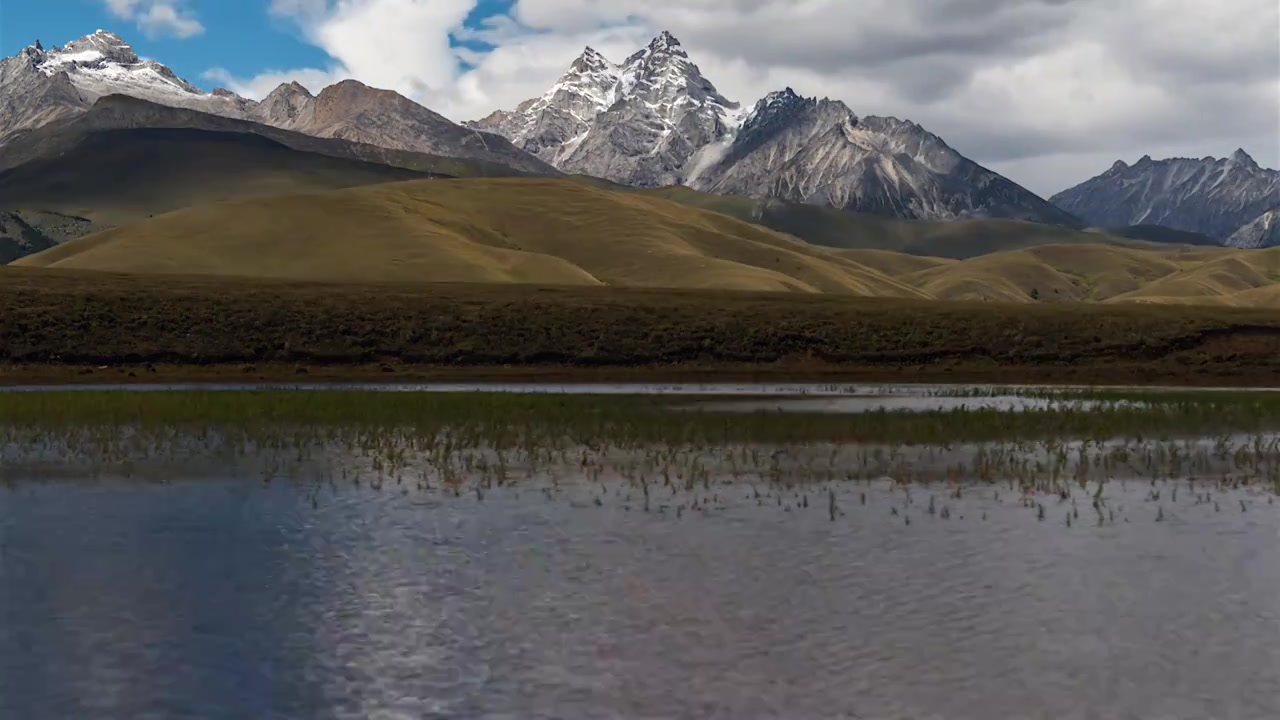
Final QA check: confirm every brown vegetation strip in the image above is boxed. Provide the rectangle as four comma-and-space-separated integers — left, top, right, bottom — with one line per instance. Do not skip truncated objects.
2, 268, 1279, 386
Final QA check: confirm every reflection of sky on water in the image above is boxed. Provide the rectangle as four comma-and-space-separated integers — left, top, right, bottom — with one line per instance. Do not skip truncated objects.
1, 472, 1278, 719
0, 483, 331, 719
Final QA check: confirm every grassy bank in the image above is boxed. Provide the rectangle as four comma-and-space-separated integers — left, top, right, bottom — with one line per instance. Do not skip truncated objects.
5, 388, 1280, 443
5, 390, 1280, 497
4, 268, 1280, 386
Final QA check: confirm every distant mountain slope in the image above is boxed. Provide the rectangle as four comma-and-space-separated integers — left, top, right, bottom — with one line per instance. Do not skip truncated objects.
0, 95, 535, 178
473, 34, 1074, 226
0, 31, 552, 174
250, 80, 556, 175
1051, 152, 1279, 240
0, 126, 429, 227
689, 89, 1081, 226
630, 186, 1149, 259
1, 211, 60, 263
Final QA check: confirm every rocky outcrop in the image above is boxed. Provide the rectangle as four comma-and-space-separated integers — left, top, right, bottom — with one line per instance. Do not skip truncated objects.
1226, 208, 1280, 249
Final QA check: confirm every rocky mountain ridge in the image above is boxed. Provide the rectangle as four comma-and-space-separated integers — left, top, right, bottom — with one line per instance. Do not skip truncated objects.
1051, 151, 1279, 241
471, 33, 1074, 225
471, 31, 742, 187
0, 31, 552, 174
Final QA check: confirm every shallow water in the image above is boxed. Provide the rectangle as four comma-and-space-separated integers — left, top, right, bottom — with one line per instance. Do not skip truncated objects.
2, 381, 1274, 396
3, 381, 920, 394
686, 395, 1133, 413
2, 461, 1278, 719
0, 381, 1209, 419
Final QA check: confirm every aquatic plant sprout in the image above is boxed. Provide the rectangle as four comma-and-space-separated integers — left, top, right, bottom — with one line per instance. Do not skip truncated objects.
2, 388, 1279, 513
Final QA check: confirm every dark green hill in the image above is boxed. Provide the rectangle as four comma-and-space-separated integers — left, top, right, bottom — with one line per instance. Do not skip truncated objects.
1102, 224, 1221, 247
0, 127, 430, 226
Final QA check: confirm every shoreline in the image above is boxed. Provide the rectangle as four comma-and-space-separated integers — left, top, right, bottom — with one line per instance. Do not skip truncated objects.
3, 360, 1278, 389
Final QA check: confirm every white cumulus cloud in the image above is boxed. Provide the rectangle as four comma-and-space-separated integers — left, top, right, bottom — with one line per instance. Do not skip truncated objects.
103, 0, 204, 38
209, 0, 1280, 196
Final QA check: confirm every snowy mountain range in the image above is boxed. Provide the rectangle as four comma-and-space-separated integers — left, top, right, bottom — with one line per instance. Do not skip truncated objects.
471, 33, 1075, 225
0, 31, 552, 174
1051, 151, 1280, 243
471, 32, 743, 189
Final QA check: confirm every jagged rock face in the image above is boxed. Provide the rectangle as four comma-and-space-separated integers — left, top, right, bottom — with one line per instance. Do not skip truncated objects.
1051, 151, 1280, 240
254, 81, 315, 126
690, 89, 1077, 223
473, 31, 741, 187
471, 47, 622, 164
1226, 208, 1280, 249
0, 31, 553, 175
0, 47, 86, 145
476, 34, 1073, 223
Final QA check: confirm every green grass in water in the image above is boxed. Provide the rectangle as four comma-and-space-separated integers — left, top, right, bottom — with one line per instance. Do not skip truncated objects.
3, 389, 1280, 445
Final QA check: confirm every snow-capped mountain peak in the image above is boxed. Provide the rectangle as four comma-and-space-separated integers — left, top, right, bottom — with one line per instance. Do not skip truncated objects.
24, 29, 215, 106
632, 30, 688, 61
0, 29, 555, 174
570, 46, 615, 74
0, 29, 253, 145
650, 30, 683, 52
42, 30, 141, 68
469, 31, 740, 182
470, 39, 1072, 223
1228, 148, 1259, 169
742, 87, 821, 129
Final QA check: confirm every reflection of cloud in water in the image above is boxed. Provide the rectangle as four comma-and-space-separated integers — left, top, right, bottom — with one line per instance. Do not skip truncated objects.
1, 434, 1279, 718
303, 496, 491, 718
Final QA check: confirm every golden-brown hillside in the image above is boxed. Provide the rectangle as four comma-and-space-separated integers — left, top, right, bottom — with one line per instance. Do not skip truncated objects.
16, 177, 1280, 307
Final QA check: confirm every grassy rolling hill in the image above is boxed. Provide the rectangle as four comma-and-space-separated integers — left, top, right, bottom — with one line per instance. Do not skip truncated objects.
1108, 249, 1280, 305
0, 127, 430, 227
16, 177, 1280, 307
16, 178, 927, 297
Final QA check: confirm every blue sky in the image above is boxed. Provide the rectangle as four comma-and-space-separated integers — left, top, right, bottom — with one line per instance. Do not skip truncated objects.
0, 0, 510, 85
